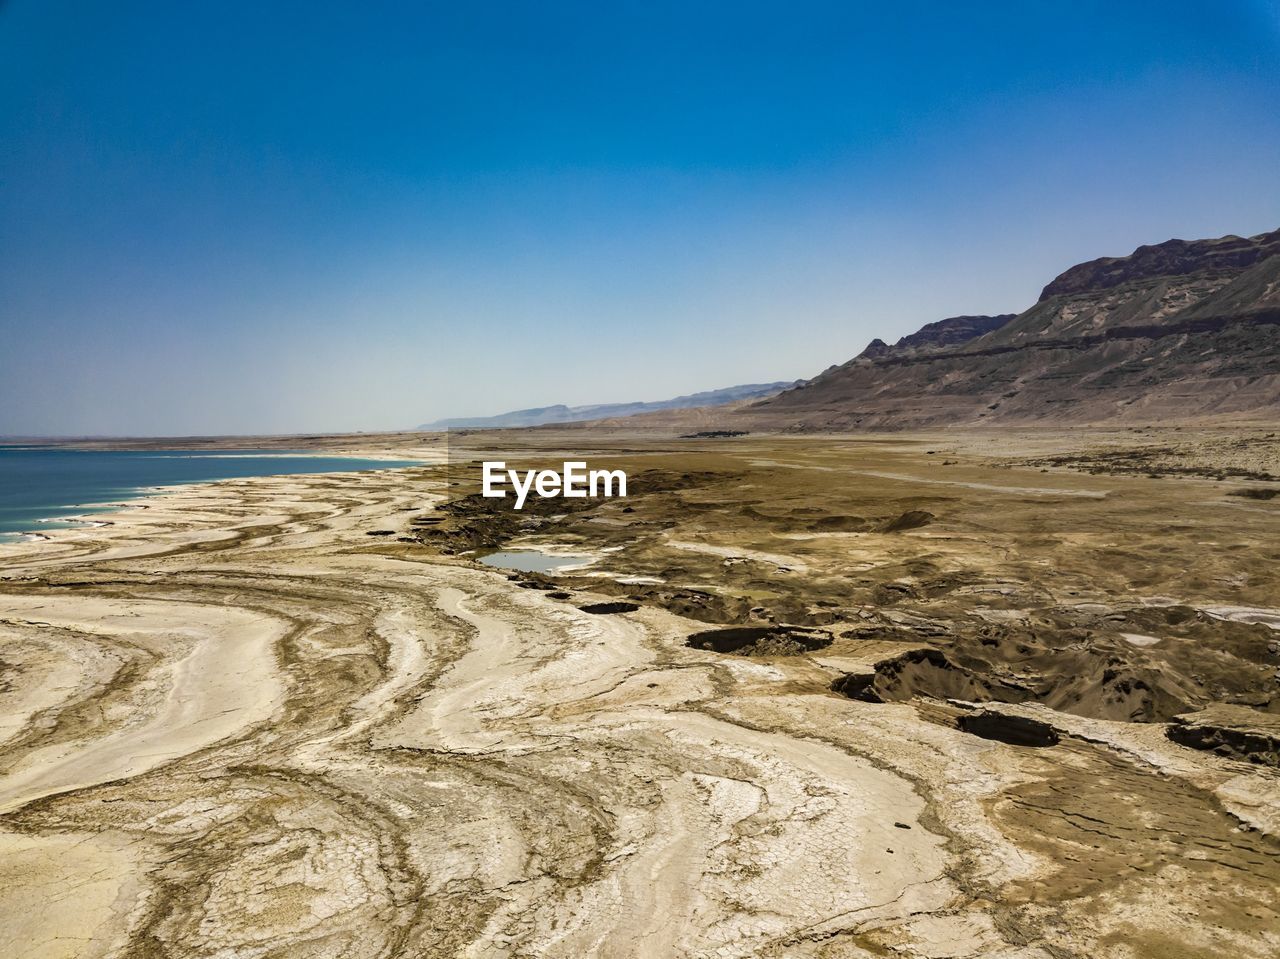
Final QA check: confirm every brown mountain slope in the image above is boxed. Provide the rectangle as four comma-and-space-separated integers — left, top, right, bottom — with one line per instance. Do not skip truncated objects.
743, 228, 1280, 429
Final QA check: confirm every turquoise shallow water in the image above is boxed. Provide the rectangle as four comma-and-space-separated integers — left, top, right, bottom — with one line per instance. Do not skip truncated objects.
0, 447, 420, 541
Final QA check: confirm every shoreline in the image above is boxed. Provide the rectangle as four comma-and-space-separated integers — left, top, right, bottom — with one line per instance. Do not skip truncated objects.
0, 445, 439, 547
0, 443, 963, 955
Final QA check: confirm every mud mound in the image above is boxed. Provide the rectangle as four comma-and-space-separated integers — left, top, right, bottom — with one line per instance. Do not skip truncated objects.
879, 510, 935, 532
578, 601, 640, 614
687, 625, 832, 657
832, 640, 1197, 723
833, 648, 1022, 704
619, 586, 754, 624
947, 609, 1263, 721
1039, 665, 1193, 723
958, 709, 1060, 747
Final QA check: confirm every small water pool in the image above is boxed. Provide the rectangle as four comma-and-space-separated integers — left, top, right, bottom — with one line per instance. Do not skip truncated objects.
476, 550, 593, 573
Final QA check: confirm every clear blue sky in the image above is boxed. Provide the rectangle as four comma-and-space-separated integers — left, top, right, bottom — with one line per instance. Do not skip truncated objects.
2, 1, 1278, 435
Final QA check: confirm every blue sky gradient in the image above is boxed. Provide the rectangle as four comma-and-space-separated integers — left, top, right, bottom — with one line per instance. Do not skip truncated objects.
2, 1, 1279, 434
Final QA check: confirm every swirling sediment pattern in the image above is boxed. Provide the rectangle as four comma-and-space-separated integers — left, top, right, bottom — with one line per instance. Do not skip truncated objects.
0, 457, 1276, 959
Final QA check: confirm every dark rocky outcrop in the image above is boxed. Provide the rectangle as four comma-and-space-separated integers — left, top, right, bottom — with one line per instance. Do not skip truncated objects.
830, 671, 878, 700
578, 601, 640, 614
1228, 487, 1280, 500
1166, 705, 1280, 767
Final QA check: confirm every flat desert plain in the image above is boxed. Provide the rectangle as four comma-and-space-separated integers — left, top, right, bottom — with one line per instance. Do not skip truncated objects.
0, 428, 1277, 959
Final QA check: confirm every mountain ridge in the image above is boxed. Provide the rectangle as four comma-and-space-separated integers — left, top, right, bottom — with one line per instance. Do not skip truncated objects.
740, 227, 1280, 429
858, 313, 1017, 360
418, 381, 804, 430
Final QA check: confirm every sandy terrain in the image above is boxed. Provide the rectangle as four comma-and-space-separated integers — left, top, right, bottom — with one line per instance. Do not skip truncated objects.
0, 430, 1276, 958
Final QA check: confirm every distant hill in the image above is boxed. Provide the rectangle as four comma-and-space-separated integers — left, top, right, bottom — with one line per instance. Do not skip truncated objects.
418, 381, 804, 429
743, 228, 1280, 429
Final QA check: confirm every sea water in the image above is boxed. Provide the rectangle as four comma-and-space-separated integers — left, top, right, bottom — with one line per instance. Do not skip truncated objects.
0, 446, 420, 541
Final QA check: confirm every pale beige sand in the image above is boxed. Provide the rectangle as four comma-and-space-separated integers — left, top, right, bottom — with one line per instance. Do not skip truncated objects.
0, 595, 287, 813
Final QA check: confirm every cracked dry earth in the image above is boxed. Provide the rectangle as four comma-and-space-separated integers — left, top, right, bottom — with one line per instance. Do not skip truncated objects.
0, 443, 1277, 959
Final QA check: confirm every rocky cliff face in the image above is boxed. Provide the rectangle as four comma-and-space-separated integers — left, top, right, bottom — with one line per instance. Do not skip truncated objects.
1040, 230, 1280, 299
857, 314, 1016, 360
746, 228, 1280, 429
